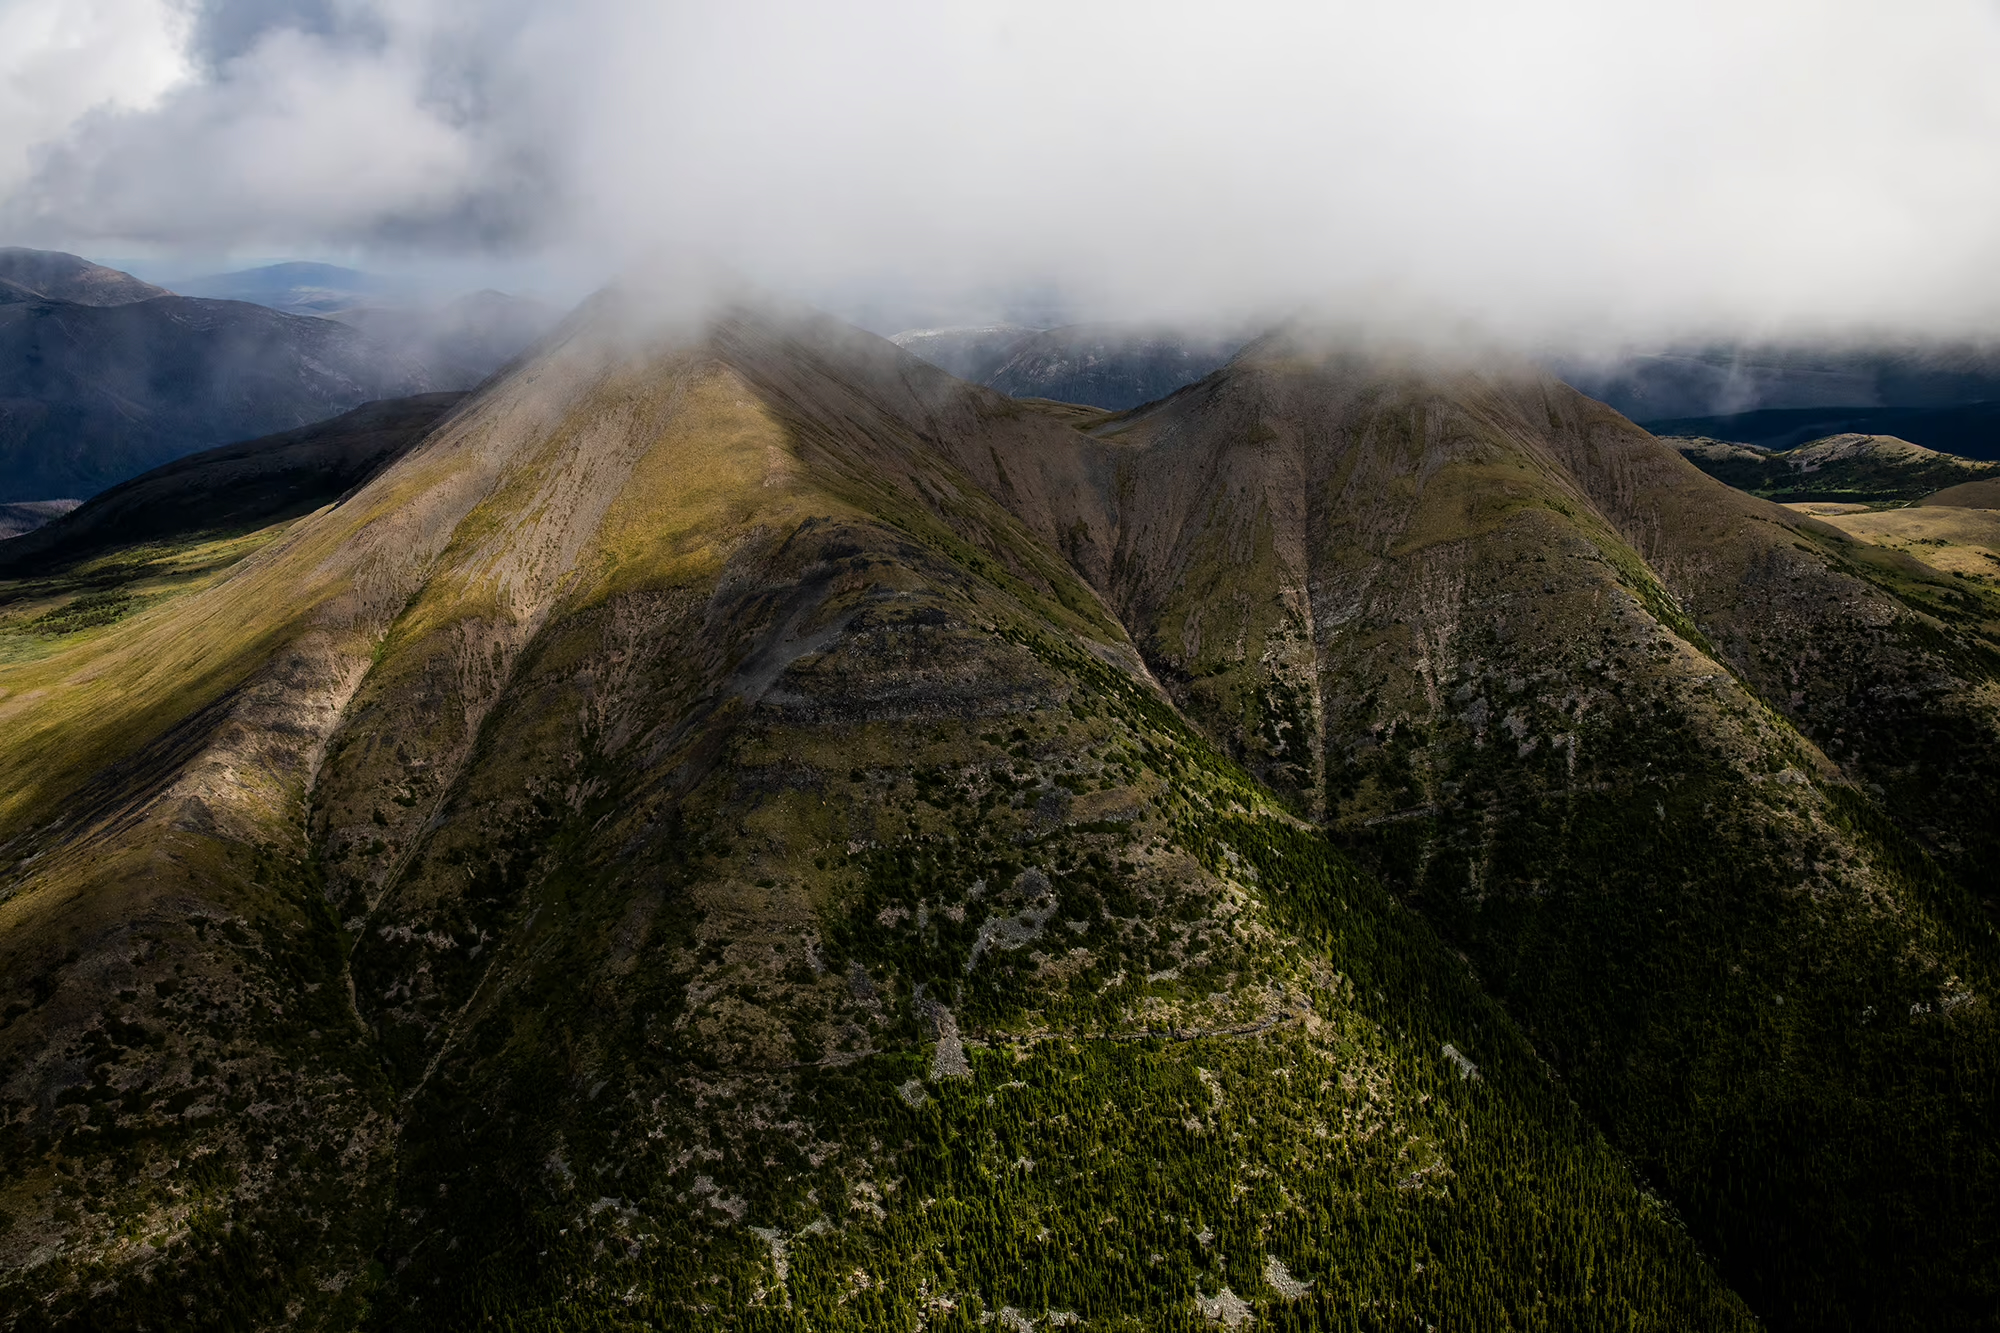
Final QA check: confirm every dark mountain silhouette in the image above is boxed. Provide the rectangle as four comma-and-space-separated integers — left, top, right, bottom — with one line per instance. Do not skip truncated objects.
1556, 341, 2000, 421
0, 393, 464, 577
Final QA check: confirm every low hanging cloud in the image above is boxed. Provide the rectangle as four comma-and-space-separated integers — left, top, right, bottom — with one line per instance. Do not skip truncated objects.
7, 0, 2000, 341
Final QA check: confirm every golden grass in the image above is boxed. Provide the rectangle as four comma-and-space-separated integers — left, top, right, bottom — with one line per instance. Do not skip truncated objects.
1811, 504, 2000, 584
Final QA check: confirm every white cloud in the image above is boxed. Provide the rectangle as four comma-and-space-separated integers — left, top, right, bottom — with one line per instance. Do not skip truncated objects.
0, 0, 191, 194
10, 0, 2000, 340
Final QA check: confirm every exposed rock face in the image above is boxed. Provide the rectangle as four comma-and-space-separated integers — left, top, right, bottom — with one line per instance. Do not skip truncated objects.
1, 303, 1995, 1332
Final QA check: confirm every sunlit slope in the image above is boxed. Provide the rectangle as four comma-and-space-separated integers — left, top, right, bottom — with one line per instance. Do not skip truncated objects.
0, 304, 1752, 1330
980, 336, 2000, 1331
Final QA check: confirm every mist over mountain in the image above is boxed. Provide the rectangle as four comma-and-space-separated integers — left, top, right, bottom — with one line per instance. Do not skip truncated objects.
891, 322, 1250, 412
0, 249, 563, 503
329, 290, 564, 382
0, 278, 442, 503
887, 324, 1041, 383
174, 261, 404, 314
7, 3, 2000, 1330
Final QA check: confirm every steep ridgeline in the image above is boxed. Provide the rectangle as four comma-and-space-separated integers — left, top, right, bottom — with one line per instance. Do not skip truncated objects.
0, 301, 1753, 1331
953, 334, 1997, 1330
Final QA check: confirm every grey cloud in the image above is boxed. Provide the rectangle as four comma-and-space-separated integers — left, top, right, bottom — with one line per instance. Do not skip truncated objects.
9, 0, 2000, 344
188, 0, 352, 69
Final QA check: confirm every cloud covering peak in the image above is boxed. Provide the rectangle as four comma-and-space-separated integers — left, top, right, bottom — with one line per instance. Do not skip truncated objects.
7, 0, 2000, 339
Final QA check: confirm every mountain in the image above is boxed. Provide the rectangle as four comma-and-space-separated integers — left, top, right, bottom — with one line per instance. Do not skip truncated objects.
174, 261, 402, 314
0, 501, 77, 541
984, 323, 1248, 409
944, 332, 2000, 1327
0, 249, 169, 307
1, 300, 1996, 1332
0, 291, 445, 503
1641, 401, 2000, 458
0, 393, 465, 578
1668, 432, 1999, 502
329, 291, 564, 383
888, 323, 1042, 382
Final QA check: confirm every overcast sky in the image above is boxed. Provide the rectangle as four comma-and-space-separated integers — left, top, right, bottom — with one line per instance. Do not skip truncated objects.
5, 0, 2000, 341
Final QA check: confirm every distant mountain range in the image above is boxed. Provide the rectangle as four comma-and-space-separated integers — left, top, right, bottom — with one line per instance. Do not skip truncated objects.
172, 260, 403, 314
0, 249, 561, 503
892, 322, 1249, 410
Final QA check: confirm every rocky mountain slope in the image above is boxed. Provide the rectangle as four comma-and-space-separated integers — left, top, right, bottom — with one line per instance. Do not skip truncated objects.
929, 333, 2000, 1327
1668, 432, 1998, 502
1, 303, 1995, 1332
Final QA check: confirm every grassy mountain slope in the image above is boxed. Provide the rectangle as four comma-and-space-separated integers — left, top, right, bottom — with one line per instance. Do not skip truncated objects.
0, 304, 1751, 1331
1669, 432, 1998, 503
949, 335, 2000, 1330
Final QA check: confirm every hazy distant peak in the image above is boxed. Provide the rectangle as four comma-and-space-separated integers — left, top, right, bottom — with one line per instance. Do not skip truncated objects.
888, 322, 1044, 383
0, 247, 170, 306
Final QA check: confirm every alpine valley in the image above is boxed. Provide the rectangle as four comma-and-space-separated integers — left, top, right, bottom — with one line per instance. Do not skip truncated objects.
2, 291, 1997, 1333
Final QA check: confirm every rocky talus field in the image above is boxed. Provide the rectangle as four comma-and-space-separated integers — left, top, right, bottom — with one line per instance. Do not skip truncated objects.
1, 302, 1996, 1331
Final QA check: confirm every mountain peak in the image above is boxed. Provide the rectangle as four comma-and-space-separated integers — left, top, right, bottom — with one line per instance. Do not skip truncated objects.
0, 247, 170, 306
